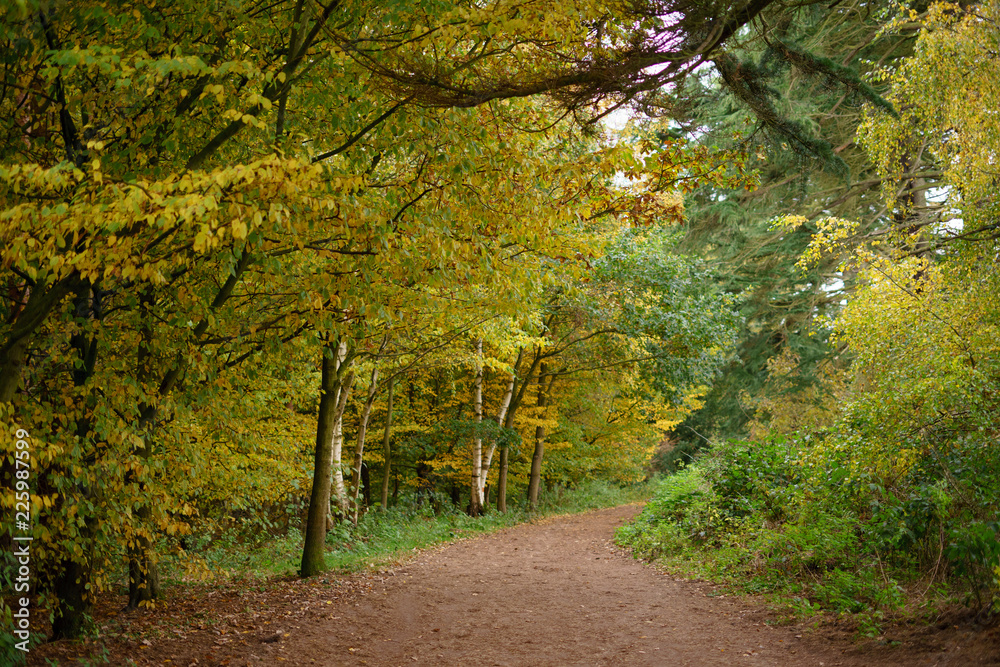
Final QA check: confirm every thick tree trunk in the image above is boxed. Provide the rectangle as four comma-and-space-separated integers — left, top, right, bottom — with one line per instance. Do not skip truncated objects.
51, 558, 89, 639
56, 283, 104, 628
528, 370, 556, 511
128, 258, 251, 602
301, 342, 353, 576
128, 289, 160, 610
127, 524, 160, 609
470, 339, 484, 517
127, 432, 160, 609
301, 351, 337, 576
0, 335, 30, 404
349, 365, 379, 524
0, 277, 77, 403
379, 376, 396, 510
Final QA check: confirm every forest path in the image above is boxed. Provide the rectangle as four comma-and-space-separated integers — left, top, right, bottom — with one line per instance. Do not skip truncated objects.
31, 504, 994, 666
250, 504, 962, 667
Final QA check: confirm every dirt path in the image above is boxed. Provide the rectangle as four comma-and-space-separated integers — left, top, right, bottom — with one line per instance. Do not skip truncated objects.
27, 504, 999, 666
245, 505, 993, 666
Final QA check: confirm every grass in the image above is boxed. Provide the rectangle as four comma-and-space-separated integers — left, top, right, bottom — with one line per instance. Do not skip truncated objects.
158, 479, 651, 582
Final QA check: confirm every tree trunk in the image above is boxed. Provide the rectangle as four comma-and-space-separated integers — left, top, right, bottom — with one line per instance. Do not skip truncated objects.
478, 348, 522, 505
0, 277, 77, 403
327, 341, 356, 523
379, 376, 396, 510
127, 431, 160, 608
301, 341, 354, 577
51, 558, 89, 639
361, 462, 371, 509
349, 365, 379, 524
55, 283, 104, 629
329, 372, 354, 520
127, 526, 160, 609
470, 339, 484, 517
528, 369, 556, 511
497, 445, 508, 512
128, 289, 161, 610
127, 258, 252, 602
496, 346, 541, 513
415, 461, 431, 506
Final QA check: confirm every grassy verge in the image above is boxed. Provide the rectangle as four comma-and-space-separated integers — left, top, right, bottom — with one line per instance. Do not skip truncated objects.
159, 480, 650, 582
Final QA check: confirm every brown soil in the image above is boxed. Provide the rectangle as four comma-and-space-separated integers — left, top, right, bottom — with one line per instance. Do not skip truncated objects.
26, 505, 999, 666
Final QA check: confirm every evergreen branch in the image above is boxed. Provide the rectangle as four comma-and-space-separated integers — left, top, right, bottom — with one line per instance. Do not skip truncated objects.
712, 52, 849, 178
769, 38, 898, 118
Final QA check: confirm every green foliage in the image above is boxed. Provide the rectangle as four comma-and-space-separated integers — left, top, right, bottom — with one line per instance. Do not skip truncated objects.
621, 418, 1000, 627
616, 438, 911, 632
671, 0, 918, 446
860, 1, 1000, 248
944, 521, 1000, 613
593, 229, 742, 402
615, 469, 706, 557
624, 5, 1000, 632
0, 603, 45, 665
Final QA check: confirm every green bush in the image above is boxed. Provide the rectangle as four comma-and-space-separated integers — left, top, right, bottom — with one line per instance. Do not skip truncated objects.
704, 437, 801, 521
615, 434, 945, 632
945, 520, 1000, 613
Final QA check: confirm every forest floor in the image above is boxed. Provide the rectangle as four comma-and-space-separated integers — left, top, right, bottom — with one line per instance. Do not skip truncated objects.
26, 505, 1000, 666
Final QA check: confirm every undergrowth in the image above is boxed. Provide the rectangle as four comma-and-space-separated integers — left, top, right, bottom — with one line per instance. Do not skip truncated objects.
616, 436, 1000, 637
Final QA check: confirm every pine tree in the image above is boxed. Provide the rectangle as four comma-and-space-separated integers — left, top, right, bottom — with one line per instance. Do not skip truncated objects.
659, 1, 930, 449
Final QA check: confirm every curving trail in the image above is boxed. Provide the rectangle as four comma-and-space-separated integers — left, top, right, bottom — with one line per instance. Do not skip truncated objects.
250, 505, 980, 666
29, 504, 998, 665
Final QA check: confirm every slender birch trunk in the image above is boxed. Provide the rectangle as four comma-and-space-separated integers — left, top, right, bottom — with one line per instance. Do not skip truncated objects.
349, 365, 379, 524
329, 359, 355, 521
497, 446, 509, 512
470, 339, 484, 517
379, 376, 396, 510
478, 348, 522, 503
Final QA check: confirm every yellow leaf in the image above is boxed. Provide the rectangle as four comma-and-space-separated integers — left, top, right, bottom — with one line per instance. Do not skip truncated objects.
232, 219, 248, 240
